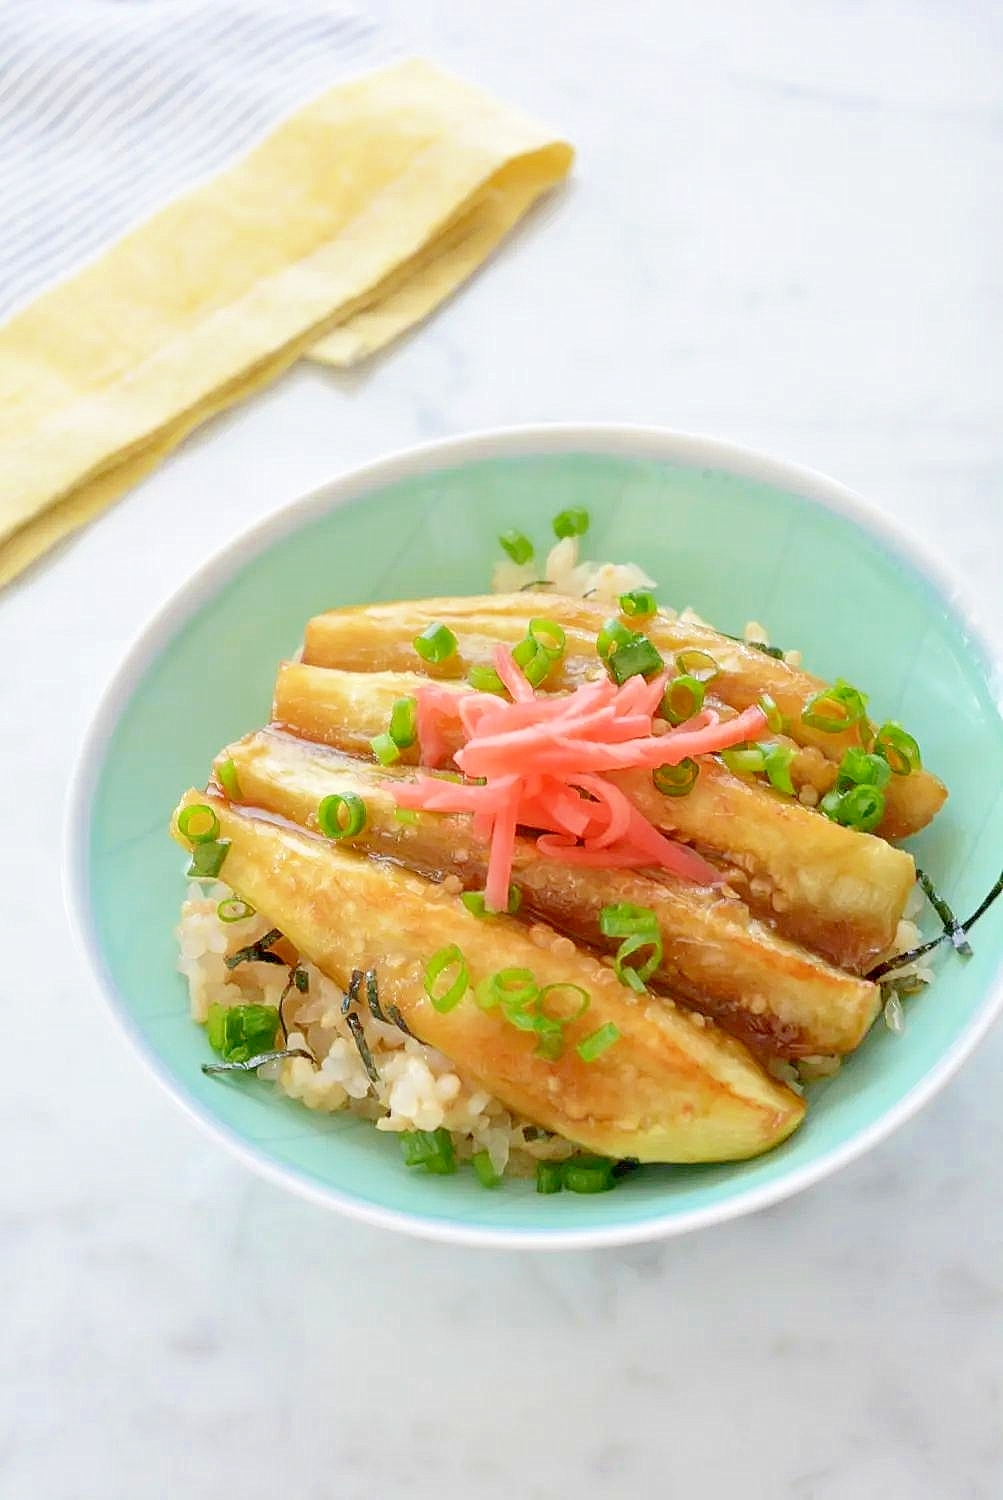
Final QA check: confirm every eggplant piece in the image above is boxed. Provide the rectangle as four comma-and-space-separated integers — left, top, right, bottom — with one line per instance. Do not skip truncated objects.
219, 729, 881, 1058
271, 662, 916, 972
171, 791, 806, 1162
301, 593, 946, 837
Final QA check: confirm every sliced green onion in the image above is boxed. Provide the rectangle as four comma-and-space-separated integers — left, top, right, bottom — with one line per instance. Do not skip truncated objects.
576, 1023, 621, 1062
216, 759, 242, 801
620, 968, 647, 994
615, 930, 663, 986
596, 617, 636, 660
499, 529, 534, 565
413, 622, 458, 665
187, 839, 230, 879
389, 695, 417, 749
758, 693, 783, 733
536, 1161, 564, 1194
599, 903, 659, 938
536, 982, 591, 1026
874, 722, 922, 775
837, 747, 892, 791
801, 679, 868, 733
467, 663, 507, 695
216, 897, 255, 923
423, 945, 469, 1013
512, 634, 553, 687
317, 791, 367, 840
761, 742, 796, 796
528, 617, 566, 661
821, 783, 886, 833
674, 648, 719, 683
206, 1002, 279, 1064
480, 967, 537, 1014
652, 758, 699, 797
472, 1149, 502, 1187
562, 1155, 616, 1192
619, 589, 657, 619
399, 1127, 457, 1174
461, 885, 521, 917
661, 674, 705, 724
394, 807, 419, 825
747, 638, 786, 660
721, 745, 766, 776
607, 635, 664, 684
178, 804, 220, 844
370, 731, 401, 767
533, 1019, 566, 1060
552, 507, 589, 539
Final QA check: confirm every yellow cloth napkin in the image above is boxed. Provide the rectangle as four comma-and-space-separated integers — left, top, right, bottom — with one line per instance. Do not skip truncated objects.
0, 59, 572, 587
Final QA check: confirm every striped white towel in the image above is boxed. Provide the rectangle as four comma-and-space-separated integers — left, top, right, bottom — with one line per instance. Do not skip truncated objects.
0, 0, 393, 322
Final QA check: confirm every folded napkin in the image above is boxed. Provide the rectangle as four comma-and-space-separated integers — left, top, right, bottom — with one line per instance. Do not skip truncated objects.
0, 58, 572, 586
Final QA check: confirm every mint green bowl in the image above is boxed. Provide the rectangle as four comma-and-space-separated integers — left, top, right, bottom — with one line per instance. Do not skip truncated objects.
65, 427, 1003, 1248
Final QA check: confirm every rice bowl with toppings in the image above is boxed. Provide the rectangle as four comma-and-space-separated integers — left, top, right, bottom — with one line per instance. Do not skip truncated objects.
67, 426, 1003, 1246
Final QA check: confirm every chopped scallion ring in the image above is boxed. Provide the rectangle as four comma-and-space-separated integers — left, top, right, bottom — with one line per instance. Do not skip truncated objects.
413, 622, 458, 665
536, 1161, 564, 1194
536, 982, 591, 1026
801, 679, 868, 733
206, 1001, 279, 1064
562, 1155, 617, 1191
674, 648, 719, 683
467, 663, 507, 695
499, 530, 534, 565
461, 885, 521, 917
552, 507, 589, 539
874, 722, 922, 775
569, 1020, 617, 1068
399, 1127, 457, 1174
619, 589, 657, 619
721, 745, 766, 776
187, 839, 230, 879
393, 807, 419, 825
216, 897, 255, 923
533, 1019, 566, 1061
423, 944, 469, 1012
370, 732, 401, 767
512, 634, 553, 687
389, 696, 418, 749
661, 673, 705, 724
652, 758, 699, 797
607, 635, 664, 684
614, 930, 663, 986
757, 693, 783, 733
761, 742, 796, 796
596, 617, 636, 661
820, 783, 885, 833
837, 746, 891, 791
215, 759, 242, 801
528, 617, 567, 660
178, 803, 220, 844
472, 1149, 502, 1187
317, 791, 367, 841
599, 903, 659, 939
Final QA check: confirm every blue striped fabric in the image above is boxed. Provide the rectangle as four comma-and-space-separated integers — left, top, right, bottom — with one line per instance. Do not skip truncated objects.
0, 0, 392, 321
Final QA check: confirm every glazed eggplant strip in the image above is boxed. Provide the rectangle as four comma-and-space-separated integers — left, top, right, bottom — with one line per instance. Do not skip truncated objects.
301, 593, 946, 838
171, 791, 806, 1162
217, 728, 882, 1058
272, 661, 916, 972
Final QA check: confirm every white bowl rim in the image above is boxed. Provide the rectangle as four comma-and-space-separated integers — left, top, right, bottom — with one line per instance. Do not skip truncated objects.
63, 422, 1003, 1250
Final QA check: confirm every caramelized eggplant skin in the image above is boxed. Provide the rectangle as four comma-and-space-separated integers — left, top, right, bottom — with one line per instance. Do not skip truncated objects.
172, 791, 805, 1162
301, 593, 946, 837
221, 729, 881, 1057
271, 662, 916, 973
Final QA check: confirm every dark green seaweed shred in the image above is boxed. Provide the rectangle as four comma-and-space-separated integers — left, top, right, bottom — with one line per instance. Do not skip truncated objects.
345, 1012, 380, 1084
386, 1003, 415, 1037
225, 928, 284, 970
867, 867, 1003, 980
918, 869, 973, 955
341, 968, 363, 1015
365, 967, 389, 1023
202, 1047, 313, 1076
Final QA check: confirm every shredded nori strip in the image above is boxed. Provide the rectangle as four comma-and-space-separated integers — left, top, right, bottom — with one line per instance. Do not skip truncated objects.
721, 630, 786, 660
225, 928, 284, 970
867, 867, 1003, 980
519, 578, 553, 591
345, 1012, 380, 1084
365, 967, 389, 1024
277, 966, 316, 1057
341, 968, 363, 1016
387, 1003, 415, 1037
202, 1047, 313, 1075
522, 1125, 551, 1142
612, 1157, 641, 1178
918, 869, 972, 955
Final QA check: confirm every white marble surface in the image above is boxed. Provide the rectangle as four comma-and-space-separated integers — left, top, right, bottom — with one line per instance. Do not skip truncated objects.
5, 3, 1003, 1496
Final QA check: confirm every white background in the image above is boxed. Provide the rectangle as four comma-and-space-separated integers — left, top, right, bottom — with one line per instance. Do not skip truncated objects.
5, 3, 1003, 1497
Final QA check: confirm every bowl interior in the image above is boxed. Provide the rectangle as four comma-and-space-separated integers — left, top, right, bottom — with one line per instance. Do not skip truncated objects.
77, 441, 1003, 1242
